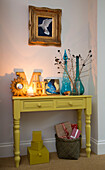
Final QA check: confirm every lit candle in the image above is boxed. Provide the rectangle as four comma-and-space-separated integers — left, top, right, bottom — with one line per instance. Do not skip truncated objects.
27, 86, 34, 96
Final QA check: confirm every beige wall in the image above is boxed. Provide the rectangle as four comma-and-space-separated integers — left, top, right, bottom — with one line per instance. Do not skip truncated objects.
0, 0, 89, 157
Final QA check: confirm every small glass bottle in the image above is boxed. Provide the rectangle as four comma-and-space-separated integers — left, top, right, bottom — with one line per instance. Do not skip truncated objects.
73, 56, 84, 95
61, 50, 71, 94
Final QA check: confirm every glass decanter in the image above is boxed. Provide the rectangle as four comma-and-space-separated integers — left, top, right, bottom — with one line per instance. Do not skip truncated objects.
61, 50, 71, 94
73, 56, 84, 95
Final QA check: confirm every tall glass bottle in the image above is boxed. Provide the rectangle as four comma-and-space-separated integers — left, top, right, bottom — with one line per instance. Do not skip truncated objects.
73, 56, 84, 95
61, 50, 71, 94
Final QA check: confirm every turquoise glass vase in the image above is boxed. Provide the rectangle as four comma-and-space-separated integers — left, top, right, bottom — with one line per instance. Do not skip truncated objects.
61, 50, 71, 94
73, 56, 84, 95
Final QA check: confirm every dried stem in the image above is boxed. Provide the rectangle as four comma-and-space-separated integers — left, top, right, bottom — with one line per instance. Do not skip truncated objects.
55, 49, 92, 94
80, 68, 92, 74
80, 74, 89, 78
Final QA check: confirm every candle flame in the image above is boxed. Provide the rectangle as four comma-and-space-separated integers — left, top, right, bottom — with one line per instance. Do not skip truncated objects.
27, 86, 33, 94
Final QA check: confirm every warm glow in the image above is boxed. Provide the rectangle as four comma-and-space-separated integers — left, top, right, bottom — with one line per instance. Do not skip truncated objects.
27, 86, 34, 96
25, 70, 33, 85
12, 71, 46, 96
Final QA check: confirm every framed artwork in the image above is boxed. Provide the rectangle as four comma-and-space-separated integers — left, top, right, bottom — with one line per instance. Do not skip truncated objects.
29, 6, 62, 46
44, 79, 60, 95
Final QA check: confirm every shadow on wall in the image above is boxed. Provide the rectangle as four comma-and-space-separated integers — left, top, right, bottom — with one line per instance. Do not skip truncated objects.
88, 68, 97, 96
88, 0, 97, 96
88, 0, 98, 141
0, 72, 15, 143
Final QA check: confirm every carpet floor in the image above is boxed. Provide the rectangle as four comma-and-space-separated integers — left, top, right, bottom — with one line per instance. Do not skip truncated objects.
0, 149, 105, 170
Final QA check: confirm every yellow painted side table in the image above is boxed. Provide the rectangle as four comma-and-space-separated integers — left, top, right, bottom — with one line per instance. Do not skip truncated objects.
12, 95, 92, 168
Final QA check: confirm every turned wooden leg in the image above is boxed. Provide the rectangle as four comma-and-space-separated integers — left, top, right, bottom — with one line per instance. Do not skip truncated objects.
14, 119, 20, 168
85, 98, 92, 157
85, 114, 91, 157
77, 109, 82, 146
77, 109, 82, 131
13, 126, 15, 153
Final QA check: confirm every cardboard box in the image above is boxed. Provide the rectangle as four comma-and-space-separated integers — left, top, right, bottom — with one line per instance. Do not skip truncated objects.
55, 121, 72, 138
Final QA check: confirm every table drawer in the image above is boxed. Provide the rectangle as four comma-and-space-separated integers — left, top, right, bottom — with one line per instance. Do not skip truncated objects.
23, 100, 54, 110
56, 99, 85, 109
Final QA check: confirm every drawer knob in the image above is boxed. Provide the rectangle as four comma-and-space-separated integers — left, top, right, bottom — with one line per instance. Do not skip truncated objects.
38, 153, 42, 157
37, 103, 41, 107
68, 101, 73, 106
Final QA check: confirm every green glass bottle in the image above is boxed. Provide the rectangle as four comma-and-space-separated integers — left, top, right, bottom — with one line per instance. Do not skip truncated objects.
73, 56, 84, 95
61, 50, 71, 94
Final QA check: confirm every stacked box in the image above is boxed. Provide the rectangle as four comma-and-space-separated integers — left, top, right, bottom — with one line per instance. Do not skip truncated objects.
32, 131, 42, 141
31, 140, 43, 151
27, 146, 49, 165
27, 131, 49, 165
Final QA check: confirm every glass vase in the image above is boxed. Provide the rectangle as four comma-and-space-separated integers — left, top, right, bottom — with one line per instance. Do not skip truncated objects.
72, 56, 84, 95
61, 50, 71, 94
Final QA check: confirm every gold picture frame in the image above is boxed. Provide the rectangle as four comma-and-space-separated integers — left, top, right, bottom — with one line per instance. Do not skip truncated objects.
28, 6, 62, 46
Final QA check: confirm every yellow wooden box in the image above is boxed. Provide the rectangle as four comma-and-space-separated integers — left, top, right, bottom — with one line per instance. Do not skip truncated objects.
32, 131, 42, 141
27, 146, 49, 165
31, 140, 43, 151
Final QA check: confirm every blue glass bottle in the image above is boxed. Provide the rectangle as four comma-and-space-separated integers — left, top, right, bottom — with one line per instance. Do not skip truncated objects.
61, 50, 71, 94
73, 56, 84, 95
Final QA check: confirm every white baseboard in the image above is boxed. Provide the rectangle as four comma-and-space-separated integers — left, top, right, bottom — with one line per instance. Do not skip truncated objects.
0, 142, 14, 158
1, 137, 105, 157
0, 138, 56, 158
0, 137, 86, 158
91, 137, 98, 154
81, 136, 86, 148
91, 137, 105, 155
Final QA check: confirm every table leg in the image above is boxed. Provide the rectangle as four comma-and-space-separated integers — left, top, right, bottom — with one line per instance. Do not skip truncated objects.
77, 109, 82, 131
85, 114, 91, 157
77, 109, 82, 146
85, 98, 92, 157
14, 119, 20, 168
